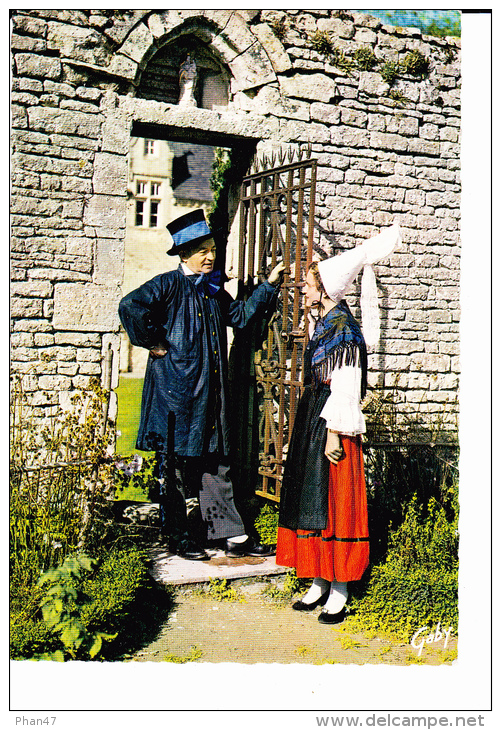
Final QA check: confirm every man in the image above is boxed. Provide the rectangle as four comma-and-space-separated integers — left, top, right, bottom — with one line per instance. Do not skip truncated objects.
119, 209, 284, 560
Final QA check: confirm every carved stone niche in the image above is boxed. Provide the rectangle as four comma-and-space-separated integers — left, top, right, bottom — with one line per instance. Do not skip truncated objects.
136, 38, 230, 111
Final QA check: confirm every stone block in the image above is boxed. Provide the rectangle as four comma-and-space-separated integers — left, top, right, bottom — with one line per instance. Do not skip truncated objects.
27, 107, 102, 138
53, 283, 122, 332
84, 195, 127, 229
147, 10, 183, 39
439, 126, 459, 143
331, 127, 370, 147
370, 131, 408, 152
76, 347, 101, 362
11, 298, 44, 318
420, 123, 439, 140
38, 374, 72, 390
47, 22, 109, 66
354, 28, 377, 45
101, 114, 132, 155
317, 17, 355, 39
15, 52, 61, 80
358, 71, 389, 97
107, 53, 139, 82
279, 73, 337, 103
119, 22, 154, 64
93, 153, 128, 196
251, 23, 292, 73
340, 108, 367, 127
11, 281, 53, 298
57, 362, 79, 376
12, 105, 28, 129
310, 102, 341, 125
407, 138, 441, 156
34, 333, 55, 346
411, 353, 450, 373
55, 332, 101, 346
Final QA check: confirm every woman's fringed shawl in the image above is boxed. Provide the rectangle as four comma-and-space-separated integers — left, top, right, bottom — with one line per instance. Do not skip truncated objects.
309, 299, 367, 398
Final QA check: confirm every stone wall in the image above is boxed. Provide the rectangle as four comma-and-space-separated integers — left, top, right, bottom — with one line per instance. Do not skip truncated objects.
10, 9, 461, 434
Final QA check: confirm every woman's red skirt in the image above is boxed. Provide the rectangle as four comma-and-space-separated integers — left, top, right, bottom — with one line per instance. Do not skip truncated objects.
276, 434, 369, 583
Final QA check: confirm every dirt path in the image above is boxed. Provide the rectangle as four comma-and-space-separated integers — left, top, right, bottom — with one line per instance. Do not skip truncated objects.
129, 578, 457, 666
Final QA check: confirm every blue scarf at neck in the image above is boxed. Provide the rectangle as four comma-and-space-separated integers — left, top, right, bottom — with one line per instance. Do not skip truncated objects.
308, 299, 367, 397
186, 270, 222, 296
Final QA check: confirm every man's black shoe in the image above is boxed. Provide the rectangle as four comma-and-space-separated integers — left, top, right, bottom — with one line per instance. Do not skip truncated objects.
170, 538, 209, 561
225, 536, 275, 558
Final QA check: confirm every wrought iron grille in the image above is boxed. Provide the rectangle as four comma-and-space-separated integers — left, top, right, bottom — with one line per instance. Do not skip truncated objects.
236, 147, 317, 502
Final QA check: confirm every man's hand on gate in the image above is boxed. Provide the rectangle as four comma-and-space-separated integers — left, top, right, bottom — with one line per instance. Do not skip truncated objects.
150, 345, 167, 358
268, 261, 286, 285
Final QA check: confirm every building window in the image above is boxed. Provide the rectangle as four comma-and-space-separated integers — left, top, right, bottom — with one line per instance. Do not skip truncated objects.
135, 200, 144, 226
133, 179, 162, 228
144, 139, 155, 155
149, 200, 159, 228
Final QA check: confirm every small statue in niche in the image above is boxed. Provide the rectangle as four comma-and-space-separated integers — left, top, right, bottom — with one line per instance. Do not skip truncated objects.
178, 55, 197, 107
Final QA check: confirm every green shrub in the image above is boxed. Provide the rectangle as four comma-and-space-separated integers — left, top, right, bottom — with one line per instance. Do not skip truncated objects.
346, 484, 459, 641
388, 90, 411, 105
204, 578, 242, 602
263, 570, 311, 604
380, 61, 399, 85
10, 546, 149, 660
254, 503, 279, 545
10, 375, 117, 587
330, 46, 355, 73
310, 30, 335, 56
270, 17, 288, 42
354, 46, 377, 71
81, 546, 149, 631
400, 49, 430, 78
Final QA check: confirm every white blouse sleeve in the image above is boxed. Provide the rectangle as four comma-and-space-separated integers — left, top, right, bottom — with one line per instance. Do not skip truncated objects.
319, 364, 366, 436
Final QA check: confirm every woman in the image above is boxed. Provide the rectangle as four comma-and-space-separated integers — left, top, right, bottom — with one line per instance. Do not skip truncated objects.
276, 224, 400, 623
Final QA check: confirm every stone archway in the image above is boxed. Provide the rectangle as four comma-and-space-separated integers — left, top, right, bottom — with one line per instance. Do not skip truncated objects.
115, 10, 279, 97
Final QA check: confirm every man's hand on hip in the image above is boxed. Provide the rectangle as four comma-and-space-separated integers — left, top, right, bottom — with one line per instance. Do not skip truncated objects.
150, 345, 167, 358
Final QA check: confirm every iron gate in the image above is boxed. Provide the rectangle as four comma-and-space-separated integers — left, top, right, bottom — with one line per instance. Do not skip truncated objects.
235, 147, 317, 502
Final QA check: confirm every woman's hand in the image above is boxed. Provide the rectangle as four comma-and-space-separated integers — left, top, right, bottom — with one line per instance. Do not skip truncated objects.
268, 261, 286, 285
325, 430, 344, 464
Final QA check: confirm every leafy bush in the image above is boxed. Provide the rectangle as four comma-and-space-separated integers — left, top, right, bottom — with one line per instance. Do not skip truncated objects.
204, 578, 242, 602
263, 570, 311, 604
254, 503, 279, 545
310, 30, 335, 56
354, 46, 377, 71
380, 61, 400, 85
10, 375, 117, 588
346, 483, 459, 641
10, 546, 149, 660
80, 546, 150, 631
400, 49, 430, 78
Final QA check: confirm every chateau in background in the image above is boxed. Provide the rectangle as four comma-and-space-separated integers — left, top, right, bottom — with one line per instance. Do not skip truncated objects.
121, 138, 215, 373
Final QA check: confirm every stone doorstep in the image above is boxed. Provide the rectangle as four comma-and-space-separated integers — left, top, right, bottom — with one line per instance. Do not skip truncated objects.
148, 545, 287, 586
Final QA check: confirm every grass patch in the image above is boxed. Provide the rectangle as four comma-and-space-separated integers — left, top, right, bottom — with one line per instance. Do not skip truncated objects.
115, 377, 153, 501
115, 377, 150, 457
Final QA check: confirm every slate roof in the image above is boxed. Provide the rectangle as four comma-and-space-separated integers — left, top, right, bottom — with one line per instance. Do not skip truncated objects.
169, 142, 215, 203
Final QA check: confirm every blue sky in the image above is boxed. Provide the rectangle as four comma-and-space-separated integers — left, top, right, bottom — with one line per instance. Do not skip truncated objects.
354, 9, 460, 31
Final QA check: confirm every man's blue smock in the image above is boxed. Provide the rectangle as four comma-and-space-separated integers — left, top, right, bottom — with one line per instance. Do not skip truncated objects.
118, 265, 277, 456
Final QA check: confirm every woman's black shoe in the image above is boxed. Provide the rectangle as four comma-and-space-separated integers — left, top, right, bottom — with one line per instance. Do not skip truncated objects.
318, 607, 346, 624
292, 592, 329, 611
